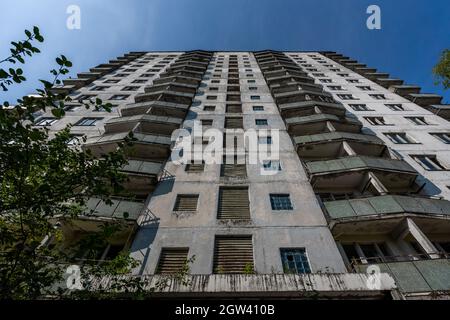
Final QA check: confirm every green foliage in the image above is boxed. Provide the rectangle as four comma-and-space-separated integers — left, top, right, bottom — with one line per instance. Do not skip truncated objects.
0, 27, 138, 299
243, 263, 255, 275
433, 49, 450, 90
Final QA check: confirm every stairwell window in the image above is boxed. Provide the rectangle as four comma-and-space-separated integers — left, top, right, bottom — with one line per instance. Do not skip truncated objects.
262, 160, 282, 172
385, 104, 405, 111
405, 117, 429, 126
431, 133, 450, 144
204, 105, 216, 112
270, 194, 293, 210
365, 116, 389, 126
250, 95, 261, 100
74, 117, 102, 126
206, 95, 217, 100
349, 104, 372, 111
384, 132, 418, 144
253, 106, 264, 111
280, 248, 311, 274
412, 155, 447, 171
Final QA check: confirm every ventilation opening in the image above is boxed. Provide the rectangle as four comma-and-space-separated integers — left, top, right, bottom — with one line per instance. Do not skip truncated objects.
173, 194, 199, 212
217, 187, 250, 220
156, 248, 189, 274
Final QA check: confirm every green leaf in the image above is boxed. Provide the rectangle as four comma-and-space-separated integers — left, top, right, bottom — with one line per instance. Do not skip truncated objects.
51, 108, 65, 118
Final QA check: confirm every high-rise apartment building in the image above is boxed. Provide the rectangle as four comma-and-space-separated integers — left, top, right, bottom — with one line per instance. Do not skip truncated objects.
41, 50, 450, 299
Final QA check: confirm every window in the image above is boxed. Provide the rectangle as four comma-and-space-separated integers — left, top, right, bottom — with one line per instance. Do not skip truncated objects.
156, 248, 189, 274
211, 80, 220, 83
319, 79, 332, 83
74, 117, 102, 126
338, 73, 349, 77
258, 136, 272, 144
140, 73, 153, 78
185, 161, 205, 173
328, 85, 344, 91
349, 104, 372, 111
412, 155, 446, 171
67, 134, 84, 146
206, 95, 217, 100
77, 94, 94, 101
385, 104, 404, 111
217, 187, 250, 219
405, 116, 429, 125
213, 236, 253, 274
250, 95, 260, 100
35, 117, 57, 126
270, 194, 293, 210
384, 132, 418, 144
280, 248, 311, 274
249, 87, 257, 91
262, 160, 282, 172
201, 119, 213, 127
65, 105, 82, 112
346, 79, 360, 83
91, 86, 109, 91
173, 195, 199, 212
431, 133, 450, 144
132, 79, 147, 84
369, 94, 386, 100
337, 94, 356, 100
365, 116, 389, 125
253, 106, 264, 111
247, 80, 256, 83
122, 86, 139, 91
110, 94, 129, 100
357, 86, 372, 91
255, 119, 268, 126
209, 87, 219, 91
104, 79, 120, 84
204, 105, 216, 112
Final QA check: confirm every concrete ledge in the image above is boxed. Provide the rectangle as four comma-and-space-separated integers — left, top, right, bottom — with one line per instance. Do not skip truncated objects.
88, 273, 396, 298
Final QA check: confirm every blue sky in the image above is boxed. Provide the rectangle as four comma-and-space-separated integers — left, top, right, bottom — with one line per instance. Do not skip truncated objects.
1, 0, 449, 103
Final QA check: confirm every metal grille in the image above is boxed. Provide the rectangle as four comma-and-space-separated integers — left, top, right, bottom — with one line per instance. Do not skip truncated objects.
217, 187, 250, 220
173, 194, 199, 211
213, 236, 254, 273
225, 117, 243, 129
156, 248, 189, 274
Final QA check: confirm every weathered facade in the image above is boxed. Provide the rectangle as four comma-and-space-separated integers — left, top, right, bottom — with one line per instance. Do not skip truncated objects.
40, 51, 450, 299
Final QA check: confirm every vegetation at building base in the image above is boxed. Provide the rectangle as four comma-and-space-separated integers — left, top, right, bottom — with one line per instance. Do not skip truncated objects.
0, 26, 148, 300
433, 49, 450, 90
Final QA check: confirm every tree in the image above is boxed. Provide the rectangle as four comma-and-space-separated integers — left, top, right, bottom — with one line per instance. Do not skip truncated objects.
0, 27, 136, 299
433, 49, 450, 90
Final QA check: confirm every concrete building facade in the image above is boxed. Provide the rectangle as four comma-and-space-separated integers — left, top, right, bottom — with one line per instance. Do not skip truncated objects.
39, 50, 450, 299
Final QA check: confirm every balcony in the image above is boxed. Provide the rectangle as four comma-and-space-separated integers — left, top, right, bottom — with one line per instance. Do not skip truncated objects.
353, 258, 450, 295
120, 160, 163, 197
104, 114, 182, 136
83, 197, 145, 222
407, 93, 443, 107
375, 78, 404, 89
274, 90, 335, 105
134, 90, 194, 105
153, 75, 201, 87
144, 83, 197, 95
279, 100, 346, 118
120, 101, 190, 118
365, 72, 389, 81
296, 132, 385, 160
354, 67, 377, 74
285, 114, 362, 136
389, 85, 421, 97
271, 82, 323, 95
84, 132, 171, 161
325, 195, 450, 221
423, 104, 450, 120
306, 156, 417, 190
266, 75, 315, 86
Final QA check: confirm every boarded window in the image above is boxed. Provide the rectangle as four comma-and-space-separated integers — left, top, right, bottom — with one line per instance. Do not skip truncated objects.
156, 248, 189, 274
221, 156, 246, 178
173, 195, 199, 212
213, 236, 254, 273
217, 187, 250, 220
226, 104, 242, 113
226, 94, 241, 102
225, 117, 243, 129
